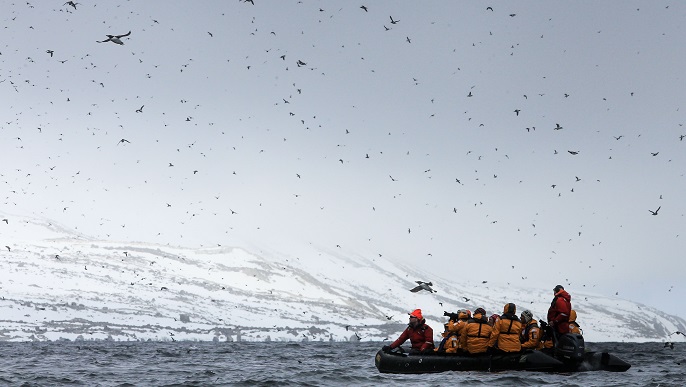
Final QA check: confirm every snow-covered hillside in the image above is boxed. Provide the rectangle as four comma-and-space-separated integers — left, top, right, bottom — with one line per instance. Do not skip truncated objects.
1, 213, 684, 343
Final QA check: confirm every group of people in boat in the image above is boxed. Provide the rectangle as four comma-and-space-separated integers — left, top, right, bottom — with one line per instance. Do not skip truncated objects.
382, 285, 581, 355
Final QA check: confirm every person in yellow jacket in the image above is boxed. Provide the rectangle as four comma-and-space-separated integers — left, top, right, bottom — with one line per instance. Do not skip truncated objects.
568, 309, 582, 335
459, 307, 492, 354
436, 325, 461, 354
519, 310, 542, 349
436, 309, 471, 353
488, 303, 522, 353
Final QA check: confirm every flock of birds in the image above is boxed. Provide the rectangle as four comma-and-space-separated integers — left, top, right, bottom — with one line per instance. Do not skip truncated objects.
411, 279, 686, 347
1, 1, 685, 325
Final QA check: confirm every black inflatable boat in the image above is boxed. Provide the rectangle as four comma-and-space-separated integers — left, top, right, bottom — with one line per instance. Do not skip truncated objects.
375, 334, 630, 374
375, 348, 564, 373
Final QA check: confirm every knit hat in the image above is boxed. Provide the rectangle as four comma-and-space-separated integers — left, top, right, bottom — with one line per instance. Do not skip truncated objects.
521, 310, 533, 323
409, 309, 423, 320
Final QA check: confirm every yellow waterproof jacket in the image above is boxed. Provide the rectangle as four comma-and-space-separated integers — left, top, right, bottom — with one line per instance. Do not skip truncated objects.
569, 310, 582, 334
443, 333, 460, 353
488, 314, 522, 352
446, 319, 468, 350
540, 337, 554, 349
459, 313, 492, 354
520, 319, 542, 349
447, 319, 468, 335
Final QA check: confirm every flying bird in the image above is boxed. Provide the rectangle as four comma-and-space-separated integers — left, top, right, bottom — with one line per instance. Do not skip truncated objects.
462, 297, 470, 302
410, 281, 435, 293
568, 150, 579, 155
670, 331, 686, 337
135, 105, 144, 113
649, 206, 661, 216
389, 16, 399, 24
97, 31, 131, 45
360, 5, 368, 12
64, 1, 78, 9
46, 50, 54, 57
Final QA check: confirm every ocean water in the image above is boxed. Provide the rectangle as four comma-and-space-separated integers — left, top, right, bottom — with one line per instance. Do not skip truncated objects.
0, 341, 682, 386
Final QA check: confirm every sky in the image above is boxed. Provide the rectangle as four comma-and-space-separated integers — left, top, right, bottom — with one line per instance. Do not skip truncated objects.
1, 1, 685, 318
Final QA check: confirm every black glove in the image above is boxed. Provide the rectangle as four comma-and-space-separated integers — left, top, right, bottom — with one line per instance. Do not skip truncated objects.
382, 345, 392, 353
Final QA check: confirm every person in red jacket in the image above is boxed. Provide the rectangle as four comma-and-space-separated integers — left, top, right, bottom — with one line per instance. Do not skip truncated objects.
383, 309, 434, 354
547, 285, 572, 335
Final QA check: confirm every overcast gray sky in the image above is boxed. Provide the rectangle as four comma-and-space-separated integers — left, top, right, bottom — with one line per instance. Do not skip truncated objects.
2, 1, 685, 318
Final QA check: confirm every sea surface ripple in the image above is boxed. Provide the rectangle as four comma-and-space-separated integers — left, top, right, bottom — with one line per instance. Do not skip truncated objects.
0, 341, 682, 386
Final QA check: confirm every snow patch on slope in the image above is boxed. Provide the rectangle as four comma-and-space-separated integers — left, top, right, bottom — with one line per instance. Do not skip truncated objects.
1, 212, 684, 343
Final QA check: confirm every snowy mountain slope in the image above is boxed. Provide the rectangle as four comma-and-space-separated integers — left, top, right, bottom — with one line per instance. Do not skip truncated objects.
1, 213, 684, 343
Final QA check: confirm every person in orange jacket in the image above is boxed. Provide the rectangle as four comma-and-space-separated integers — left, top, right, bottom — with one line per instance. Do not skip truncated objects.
383, 309, 434, 354
568, 310, 582, 335
519, 310, 543, 349
488, 303, 522, 353
459, 307, 492, 354
436, 309, 470, 353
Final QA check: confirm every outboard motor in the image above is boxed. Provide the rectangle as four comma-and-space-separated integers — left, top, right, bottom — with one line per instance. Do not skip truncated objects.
555, 333, 585, 364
